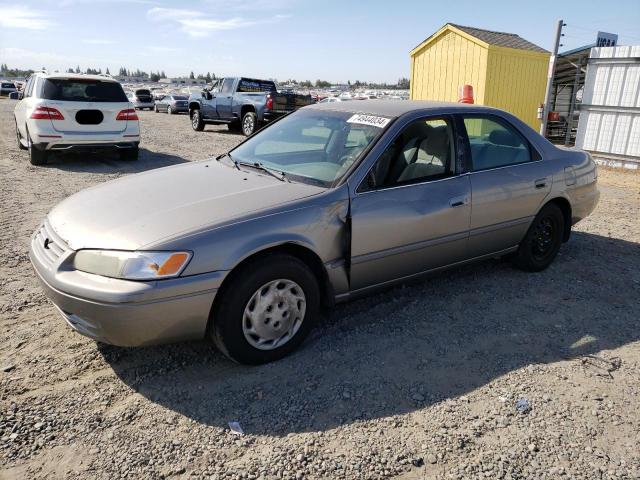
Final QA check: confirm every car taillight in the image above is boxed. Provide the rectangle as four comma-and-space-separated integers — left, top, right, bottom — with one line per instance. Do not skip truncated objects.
30, 106, 64, 120
266, 94, 273, 110
116, 109, 138, 121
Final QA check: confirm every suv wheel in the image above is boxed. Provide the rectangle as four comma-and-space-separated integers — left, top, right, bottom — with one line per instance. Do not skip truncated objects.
16, 120, 27, 150
210, 254, 320, 364
191, 109, 204, 131
241, 111, 258, 136
119, 146, 139, 161
513, 203, 564, 272
27, 130, 47, 165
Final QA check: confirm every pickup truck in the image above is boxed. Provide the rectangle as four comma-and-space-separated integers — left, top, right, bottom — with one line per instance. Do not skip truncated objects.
188, 77, 313, 136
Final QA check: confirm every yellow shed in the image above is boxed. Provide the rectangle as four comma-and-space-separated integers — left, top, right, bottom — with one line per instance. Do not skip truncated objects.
410, 23, 550, 129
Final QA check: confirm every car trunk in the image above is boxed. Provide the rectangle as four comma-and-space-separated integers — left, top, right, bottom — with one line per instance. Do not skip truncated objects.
40, 78, 130, 133
46, 102, 128, 133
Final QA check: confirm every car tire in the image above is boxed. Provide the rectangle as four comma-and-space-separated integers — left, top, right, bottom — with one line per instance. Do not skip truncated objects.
210, 254, 320, 365
167, 106, 172, 115
27, 130, 47, 165
513, 203, 564, 272
119, 146, 139, 161
16, 119, 27, 150
191, 109, 205, 131
241, 111, 258, 136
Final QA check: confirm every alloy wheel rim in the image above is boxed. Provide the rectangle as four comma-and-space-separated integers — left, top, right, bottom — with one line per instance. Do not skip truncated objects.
242, 279, 306, 351
243, 115, 254, 135
532, 216, 555, 260
192, 112, 198, 128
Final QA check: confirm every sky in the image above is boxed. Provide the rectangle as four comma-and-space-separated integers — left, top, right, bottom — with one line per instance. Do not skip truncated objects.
1, 0, 639, 83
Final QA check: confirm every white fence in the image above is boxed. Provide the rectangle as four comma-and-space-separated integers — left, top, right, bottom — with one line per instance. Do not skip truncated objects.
575, 45, 640, 167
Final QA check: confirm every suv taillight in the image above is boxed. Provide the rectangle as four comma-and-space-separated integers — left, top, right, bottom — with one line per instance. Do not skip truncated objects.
266, 94, 273, 110
116, 109, 138, 121
30, 106, 64, 120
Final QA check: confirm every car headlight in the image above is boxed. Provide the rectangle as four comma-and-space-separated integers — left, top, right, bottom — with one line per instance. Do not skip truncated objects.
73, 250, 192, 280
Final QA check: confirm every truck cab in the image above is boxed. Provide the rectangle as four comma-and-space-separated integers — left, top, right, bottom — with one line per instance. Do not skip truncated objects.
189, 77, 313, 136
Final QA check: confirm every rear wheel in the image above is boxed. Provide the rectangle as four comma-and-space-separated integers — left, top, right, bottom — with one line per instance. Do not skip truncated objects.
513, 203, 564, 272
241, 111, 258, 136
119, 146, 139, 161
27, 130, 47, 165
191, 109, 204, 131
210, 254, 320, 364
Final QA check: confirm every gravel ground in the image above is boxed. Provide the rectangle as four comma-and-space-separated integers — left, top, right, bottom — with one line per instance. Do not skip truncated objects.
1, 98, 639, 480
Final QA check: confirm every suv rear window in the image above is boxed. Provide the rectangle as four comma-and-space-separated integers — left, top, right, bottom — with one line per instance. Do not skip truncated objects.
237, 78, 276, 93
41, 79, 128, 102
135, 89, 151, 96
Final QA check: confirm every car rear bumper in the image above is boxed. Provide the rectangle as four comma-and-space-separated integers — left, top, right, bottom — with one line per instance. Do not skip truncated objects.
29, 223, 225, 346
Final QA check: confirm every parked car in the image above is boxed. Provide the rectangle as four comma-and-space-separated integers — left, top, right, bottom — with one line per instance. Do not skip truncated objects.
155, 94, 189, 114
128, 88, 155, 110
318, 97, 350, 103
1, 81, 18, 96
29, 101, 599, 364
188, 77, 314, 136
14, 73, 140, 165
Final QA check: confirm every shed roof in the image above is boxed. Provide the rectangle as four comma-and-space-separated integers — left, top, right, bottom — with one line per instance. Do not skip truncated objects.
450, 24, 549, 53
411, 23, 549, 55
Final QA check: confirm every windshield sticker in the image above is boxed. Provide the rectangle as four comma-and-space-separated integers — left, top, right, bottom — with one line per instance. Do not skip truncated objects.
347, 114, 391, 128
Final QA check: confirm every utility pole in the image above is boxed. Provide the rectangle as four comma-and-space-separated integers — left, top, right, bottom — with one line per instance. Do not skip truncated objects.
540, 19, 565, 136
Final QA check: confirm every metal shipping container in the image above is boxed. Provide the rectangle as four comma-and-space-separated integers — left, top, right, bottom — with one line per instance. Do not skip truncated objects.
575, 46, 640, 165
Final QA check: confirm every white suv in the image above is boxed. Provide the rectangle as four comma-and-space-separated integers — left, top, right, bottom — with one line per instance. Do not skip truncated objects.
14, 73, 140, 165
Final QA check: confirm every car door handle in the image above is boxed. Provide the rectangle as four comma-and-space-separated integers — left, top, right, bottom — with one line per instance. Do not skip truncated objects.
534, 178, 548, 189
449, 197, 468, 208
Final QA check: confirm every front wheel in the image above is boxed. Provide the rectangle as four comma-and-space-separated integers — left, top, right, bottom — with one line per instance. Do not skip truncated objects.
191, 109, 204, 131
167, 106, 173, 115
210, 254, 320, 364
513, 203, 564, 272
16, 119, 27, 150
241, 111, 258, 136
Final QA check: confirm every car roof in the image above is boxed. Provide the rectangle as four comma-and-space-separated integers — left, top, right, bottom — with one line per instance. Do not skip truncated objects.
33, 72, 118, 83
306, 99, 497, 118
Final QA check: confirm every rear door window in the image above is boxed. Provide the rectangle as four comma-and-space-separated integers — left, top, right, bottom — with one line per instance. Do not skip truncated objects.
463, 116, 533, 171
41, 79, 128, 102
237, 78, 276, 93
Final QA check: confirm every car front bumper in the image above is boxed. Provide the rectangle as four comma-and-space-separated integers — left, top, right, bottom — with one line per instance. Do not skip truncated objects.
29, 220, 225, 347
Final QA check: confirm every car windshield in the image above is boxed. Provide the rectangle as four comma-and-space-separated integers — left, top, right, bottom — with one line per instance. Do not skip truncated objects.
41, 79, 128, 102
230, 109, 390, 187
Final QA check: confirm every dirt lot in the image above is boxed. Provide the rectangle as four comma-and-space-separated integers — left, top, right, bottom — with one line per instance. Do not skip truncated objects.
1, 97, 639, 480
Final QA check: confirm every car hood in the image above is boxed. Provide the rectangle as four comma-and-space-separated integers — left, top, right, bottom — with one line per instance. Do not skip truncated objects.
48, 161, 325, 251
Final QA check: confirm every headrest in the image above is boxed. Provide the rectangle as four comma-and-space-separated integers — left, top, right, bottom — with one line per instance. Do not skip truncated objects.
489, 129, 521, 147
422, 126, 450, 158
